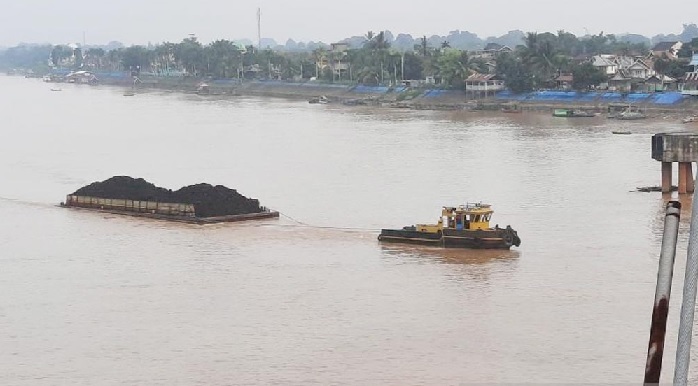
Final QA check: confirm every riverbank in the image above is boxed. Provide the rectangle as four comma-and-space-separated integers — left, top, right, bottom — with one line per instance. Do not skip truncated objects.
35, 72, 698, 120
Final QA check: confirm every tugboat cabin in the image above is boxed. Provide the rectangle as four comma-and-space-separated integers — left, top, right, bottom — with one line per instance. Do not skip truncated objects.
416, 203, 493, 233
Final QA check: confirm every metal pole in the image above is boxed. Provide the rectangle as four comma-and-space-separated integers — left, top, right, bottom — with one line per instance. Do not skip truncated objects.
401, 53, 404, 82
644, 201, 681, 384
675, 175, 698, 386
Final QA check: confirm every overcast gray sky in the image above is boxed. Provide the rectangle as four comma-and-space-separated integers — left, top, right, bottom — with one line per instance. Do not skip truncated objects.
1, 0, 695, 46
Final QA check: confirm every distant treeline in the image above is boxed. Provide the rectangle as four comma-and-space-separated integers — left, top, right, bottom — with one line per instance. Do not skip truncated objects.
2, 24, 697, 91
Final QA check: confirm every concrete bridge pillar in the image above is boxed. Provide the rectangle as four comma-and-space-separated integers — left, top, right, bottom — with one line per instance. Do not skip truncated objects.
662, 162, 673, 193
653, 133, 698, 195
679, 162, 695, 194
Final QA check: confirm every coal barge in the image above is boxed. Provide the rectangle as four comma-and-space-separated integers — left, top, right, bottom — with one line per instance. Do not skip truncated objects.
61, 176, 279, 224
378, 203, 521, 249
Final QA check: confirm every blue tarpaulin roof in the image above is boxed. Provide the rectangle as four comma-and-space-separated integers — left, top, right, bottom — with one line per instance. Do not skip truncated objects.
495, 91, 685, 105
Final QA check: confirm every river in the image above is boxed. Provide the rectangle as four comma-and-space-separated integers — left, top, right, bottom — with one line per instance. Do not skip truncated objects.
0, 75, 696, 384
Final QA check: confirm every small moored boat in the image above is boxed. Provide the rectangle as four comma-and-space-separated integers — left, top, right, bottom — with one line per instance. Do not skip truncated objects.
309, 95, 329, 104
501, 104, 521, 113
553, 108, 596, 118
616, 111, 646, 120
378, 203, 521, 249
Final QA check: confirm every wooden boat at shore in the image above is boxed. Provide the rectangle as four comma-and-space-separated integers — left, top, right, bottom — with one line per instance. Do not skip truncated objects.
616, 110, 646, 120
552, 108, 596, 118
608, 105, 646, 120
308, 95, 329, 104
378, 203, 521, 249
501, 104, 521, 113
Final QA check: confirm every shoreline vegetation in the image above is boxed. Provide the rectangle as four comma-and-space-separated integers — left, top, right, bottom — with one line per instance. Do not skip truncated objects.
4, 23, 698, 119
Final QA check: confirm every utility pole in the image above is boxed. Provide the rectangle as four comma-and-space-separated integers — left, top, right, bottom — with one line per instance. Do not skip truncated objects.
401, 53, 405, 82
380, 61, 384, 84
257, 8, 261, 50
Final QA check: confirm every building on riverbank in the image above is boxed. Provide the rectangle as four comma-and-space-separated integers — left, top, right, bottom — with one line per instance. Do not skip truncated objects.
465, 73, 505, 98
680, 54, 698, 97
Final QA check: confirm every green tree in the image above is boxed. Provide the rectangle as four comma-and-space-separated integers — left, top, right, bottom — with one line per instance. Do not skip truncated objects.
105, 49, 123, 71
655, 57, 690, 79
417, 36, 429, 57
175, 37, 204, 76
73, 47, 83, 69
468, 57, 490, 74
153, 42, 177, 73
85, 48, 105, 69
436, 49, 470, 87
50, 45, 73, 67
556, 30, 580, 56
121, 45, 151, 73
579, 33, 609, 55
571, 62, 606, 90
401, 52, 424, 80
496, 51, 534, 93
678, 38, 698, 58
206, 40, 241, 78
0, 44, 52, 72
521, 32, 567, 87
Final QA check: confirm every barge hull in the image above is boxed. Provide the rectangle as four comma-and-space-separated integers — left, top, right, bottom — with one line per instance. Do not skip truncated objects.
62, 195, 279, 224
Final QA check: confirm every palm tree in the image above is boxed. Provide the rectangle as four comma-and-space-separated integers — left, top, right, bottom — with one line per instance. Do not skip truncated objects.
373, 31, 389, 50
85, 48, 105, 70
312, 47, 328, 78
207, 40, 241, 78
441, 41, 451, 49
522, 32, 564, 86
154, 42, 176, 74
106, 48, 122, 71
420, 36, 429, 57
364, 31, 375, 48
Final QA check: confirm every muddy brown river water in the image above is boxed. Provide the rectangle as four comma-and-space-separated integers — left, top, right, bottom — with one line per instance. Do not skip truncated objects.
1, 75, 697, 384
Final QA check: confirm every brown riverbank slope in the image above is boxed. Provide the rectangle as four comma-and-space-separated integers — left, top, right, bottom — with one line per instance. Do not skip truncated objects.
98, 74, 698, 118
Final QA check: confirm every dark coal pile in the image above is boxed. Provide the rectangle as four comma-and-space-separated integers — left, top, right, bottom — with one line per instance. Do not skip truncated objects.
73, 176, 264, 217
73, 176, 171, 201
173, 183, 261, 217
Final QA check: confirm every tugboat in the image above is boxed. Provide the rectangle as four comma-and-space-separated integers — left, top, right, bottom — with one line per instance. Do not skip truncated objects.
378, 203, 521, 249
